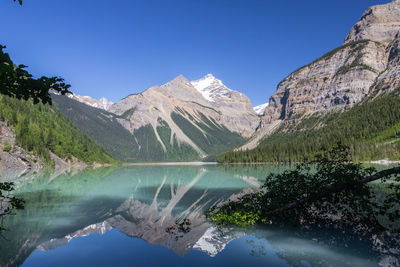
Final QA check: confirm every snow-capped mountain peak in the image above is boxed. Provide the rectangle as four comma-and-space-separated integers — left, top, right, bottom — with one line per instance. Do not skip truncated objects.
190, 74, 231, 103
253, 102, 269, 115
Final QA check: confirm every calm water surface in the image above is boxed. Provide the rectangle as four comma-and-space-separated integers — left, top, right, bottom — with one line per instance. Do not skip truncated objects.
0, 165, 397, 267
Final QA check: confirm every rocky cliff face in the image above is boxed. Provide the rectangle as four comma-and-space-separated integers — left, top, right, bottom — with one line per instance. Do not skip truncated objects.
345, 0, 400, 45
257, 0, 400, 141
262, 40, 387, 125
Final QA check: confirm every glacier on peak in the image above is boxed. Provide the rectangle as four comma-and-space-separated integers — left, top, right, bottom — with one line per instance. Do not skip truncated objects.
253, 102, 269, 116
190, 74, 231, 103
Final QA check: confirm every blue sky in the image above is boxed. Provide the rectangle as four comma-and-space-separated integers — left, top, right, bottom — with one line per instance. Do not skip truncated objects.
0, 0, 391, 105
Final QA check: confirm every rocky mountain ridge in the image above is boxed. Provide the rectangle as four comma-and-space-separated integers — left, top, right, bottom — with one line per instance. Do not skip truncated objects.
244, 0, 400, 150
110, 74, 259, 159
109, 74, 258, 138
56, 74, 259, 161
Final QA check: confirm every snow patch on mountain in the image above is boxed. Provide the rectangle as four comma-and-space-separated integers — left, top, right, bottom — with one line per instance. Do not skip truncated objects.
191, 74, 232, 103
67, 94, 113, 111
193, 226, 244, 257
253, 102, 269, 115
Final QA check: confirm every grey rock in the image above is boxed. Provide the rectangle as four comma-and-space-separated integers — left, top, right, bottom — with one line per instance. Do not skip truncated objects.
245, 0, 400, 150
109, 74, 259, 156
345, 0, 400, 45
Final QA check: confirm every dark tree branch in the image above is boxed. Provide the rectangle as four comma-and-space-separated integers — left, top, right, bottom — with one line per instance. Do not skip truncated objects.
272, 166, 400, 215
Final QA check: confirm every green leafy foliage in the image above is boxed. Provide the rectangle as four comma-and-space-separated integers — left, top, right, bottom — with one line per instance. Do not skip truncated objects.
3, 145, 12, 152
219, 89, 400, 163
0, 45, 70, 105
209, 210, 264, 227
210, 145, 400, 229
0, 95, 115, 165
2, 140, 12, 152
0, 182, 24, 232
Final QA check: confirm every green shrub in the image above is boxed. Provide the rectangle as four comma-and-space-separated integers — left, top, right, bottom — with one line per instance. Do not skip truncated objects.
3, 144, 12, 152
3, 140, 11, 152
209, 210, 265, 227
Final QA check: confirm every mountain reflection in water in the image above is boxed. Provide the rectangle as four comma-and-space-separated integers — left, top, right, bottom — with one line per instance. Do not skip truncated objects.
0, 165, 398, 267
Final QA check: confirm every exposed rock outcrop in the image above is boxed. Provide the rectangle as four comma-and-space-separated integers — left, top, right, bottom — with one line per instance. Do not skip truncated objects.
261, 40, 387, 126
345, 0, 400, 45
0, 122, 89, 181
0, 122, 45, 181
247, 0, 400, 150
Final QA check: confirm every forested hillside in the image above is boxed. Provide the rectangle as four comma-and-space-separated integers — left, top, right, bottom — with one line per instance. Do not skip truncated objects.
52, 94, 143, 162
53, 94, 245, 162
52, 95, 202, 162
171, 111, 245, 156
54, 95, 197, 162
218, 89, 400, 163
0, 95, 115, 165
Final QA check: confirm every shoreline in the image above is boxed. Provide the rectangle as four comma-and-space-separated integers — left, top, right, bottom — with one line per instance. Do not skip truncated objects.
119, 160, 400, 166
122, 161, 218, 166
369, 159, 400, 165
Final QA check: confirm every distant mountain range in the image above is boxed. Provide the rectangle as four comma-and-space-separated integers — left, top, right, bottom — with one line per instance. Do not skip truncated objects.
4, 0, 400, 166
53, 74, 259, 162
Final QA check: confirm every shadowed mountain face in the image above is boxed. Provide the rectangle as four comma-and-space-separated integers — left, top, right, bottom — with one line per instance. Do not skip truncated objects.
1, 165, 398, 267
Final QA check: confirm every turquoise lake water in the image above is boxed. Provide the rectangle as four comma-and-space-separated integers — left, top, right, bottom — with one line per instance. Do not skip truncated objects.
0, 165, 397, 267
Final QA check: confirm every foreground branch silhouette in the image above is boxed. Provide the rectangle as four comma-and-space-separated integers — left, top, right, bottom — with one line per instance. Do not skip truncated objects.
0, 183, 24, 232
274, 165, 400, 215
208, 144, 400, 229
0, 45, 71, 105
